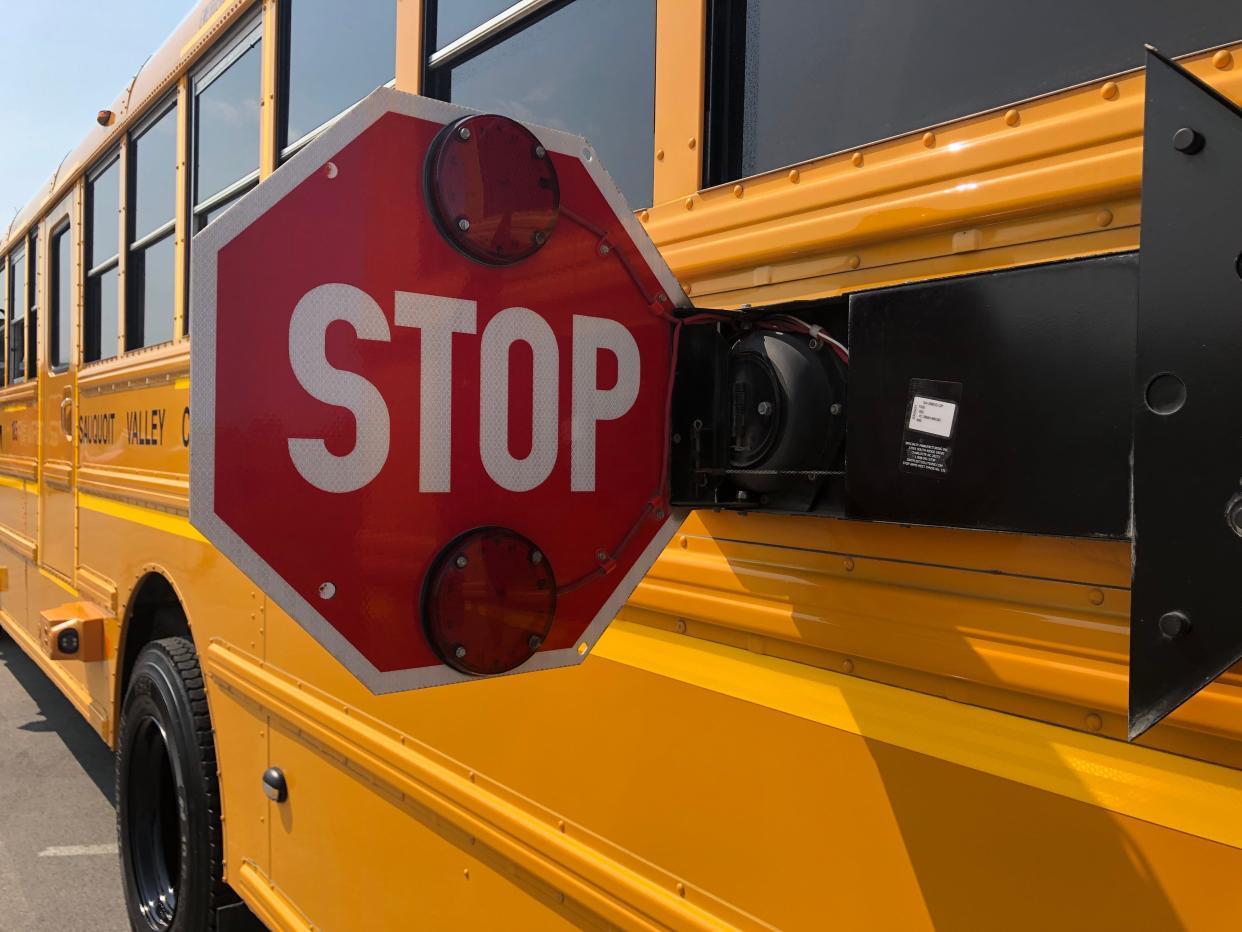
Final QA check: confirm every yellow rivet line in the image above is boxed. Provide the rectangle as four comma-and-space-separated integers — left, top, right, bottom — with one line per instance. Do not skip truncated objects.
79, 492, 207, 543
593, 620, 1242, 851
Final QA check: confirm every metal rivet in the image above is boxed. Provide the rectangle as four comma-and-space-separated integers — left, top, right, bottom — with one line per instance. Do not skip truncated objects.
843, 558, 855, 572
1172, 127, 1204, 154
847, 255, 860, 270
454, 645, 467, 659
528, 634, 542, 650
454, 554, 469, 569
638, 209, 649, 222
533, 144, 546, 159
533, 230, 547, 245
1158, 610, 1191, 640
676, 883, 686, 898
1004, 108, 1020, 127
656, 292, 668, 303
842, 658, 855, 674
318, 582, 336, 600
457, 217, 471, 232
598, 242, 611, 256
684, 196, 694, 210
655, 148, 665, 161
830, 402, 843, 415
1213, 49, 1233, 70
687, 137, 696, 150
678, 535, 688, 548
757, 401, 773, 415
1096, 209, 1113, 228
558, 820, 566, 832
733, 184, 744, 198
788, 168, 800, 183
596, 549, 608, 562
922, 131, 936, 148
1086, 712, 1103, 732
530, 550, 544, 564
1087, 588, 1105, 606
675, 619, 687, 634
851, 151, 864, 167
1101, 81, 1119, 100
457, 126, 471, 141
463, 868, 470, 880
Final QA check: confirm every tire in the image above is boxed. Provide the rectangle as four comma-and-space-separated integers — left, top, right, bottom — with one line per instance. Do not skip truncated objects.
117, 637, 225, 932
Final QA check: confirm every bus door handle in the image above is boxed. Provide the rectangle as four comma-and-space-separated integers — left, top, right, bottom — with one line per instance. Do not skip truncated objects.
60, 393, 73, 440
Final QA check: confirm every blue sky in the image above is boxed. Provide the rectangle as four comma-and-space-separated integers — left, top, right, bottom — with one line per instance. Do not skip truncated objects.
0, 1, 192, 222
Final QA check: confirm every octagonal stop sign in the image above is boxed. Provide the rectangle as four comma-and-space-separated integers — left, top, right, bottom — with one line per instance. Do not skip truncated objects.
189, 88, 685, 691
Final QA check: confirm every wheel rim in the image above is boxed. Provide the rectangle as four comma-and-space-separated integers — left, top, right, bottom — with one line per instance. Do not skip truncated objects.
126, 716, 182, 930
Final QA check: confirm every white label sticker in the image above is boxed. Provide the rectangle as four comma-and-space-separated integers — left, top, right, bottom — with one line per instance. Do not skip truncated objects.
908, 395, 956, 438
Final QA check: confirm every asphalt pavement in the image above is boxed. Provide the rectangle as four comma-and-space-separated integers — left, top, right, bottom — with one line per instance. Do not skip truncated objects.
0, 629, 129, 931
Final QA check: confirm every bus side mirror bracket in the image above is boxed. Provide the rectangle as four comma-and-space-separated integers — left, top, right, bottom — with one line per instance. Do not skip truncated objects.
1129, 47, 1242, 738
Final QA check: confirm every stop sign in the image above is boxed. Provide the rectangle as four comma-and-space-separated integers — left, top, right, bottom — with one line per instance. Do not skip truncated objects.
189, 88, 684, 691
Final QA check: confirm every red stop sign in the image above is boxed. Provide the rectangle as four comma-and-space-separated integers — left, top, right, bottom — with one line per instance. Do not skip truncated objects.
190, 89, 683, 691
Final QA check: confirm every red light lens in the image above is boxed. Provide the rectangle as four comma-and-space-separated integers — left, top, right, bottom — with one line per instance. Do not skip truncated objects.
425, 113, 560, 266
423, 527, 556, 675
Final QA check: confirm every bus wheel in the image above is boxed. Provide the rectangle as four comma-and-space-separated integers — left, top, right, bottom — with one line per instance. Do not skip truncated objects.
117, 637, 223, 932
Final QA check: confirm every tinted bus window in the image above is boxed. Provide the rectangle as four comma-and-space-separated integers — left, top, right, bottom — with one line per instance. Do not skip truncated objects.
430, 0, 657, 209
707, 0, 1242, 183
431, 0, 512, 51
283, 0, 395, 148
8, 248, 24, 382
129, 101, 178, 350
86, 156, 121, 362
51, 226, 71, 369
193, 29, 262, 228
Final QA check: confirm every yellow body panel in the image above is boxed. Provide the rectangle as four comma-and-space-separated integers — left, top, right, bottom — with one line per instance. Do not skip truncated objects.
0, 1, 1240, 927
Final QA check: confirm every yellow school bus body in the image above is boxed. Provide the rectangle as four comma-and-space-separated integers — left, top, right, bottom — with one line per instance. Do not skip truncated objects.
1, 1, 1242, 928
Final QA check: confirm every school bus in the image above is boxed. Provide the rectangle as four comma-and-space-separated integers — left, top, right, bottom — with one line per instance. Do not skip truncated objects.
3, 0, 1242, 929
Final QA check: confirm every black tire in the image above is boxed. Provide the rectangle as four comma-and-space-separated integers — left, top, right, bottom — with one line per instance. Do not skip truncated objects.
117, 636, 224, 932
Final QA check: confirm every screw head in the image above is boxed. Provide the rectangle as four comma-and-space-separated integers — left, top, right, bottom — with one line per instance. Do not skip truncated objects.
597, 243, 611, 256
533, 229, 547, 245
457, 126, 471, 141
454, 554, 469, 569
1158, 610, 1191, 640
454, 645, 467, 659
533, 144, 546, 159
530, 549, 544, 565
528, 634, 542, 650
318, 581, 336, 600
457, 217, 471, 232
596, 549, 608, 562
1172, 127, 1204, 154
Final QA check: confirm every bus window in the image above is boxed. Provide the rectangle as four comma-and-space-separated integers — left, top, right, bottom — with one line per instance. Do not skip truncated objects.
429, 0, 512, 52
705, 0, 1242, 184
85, 155, 120, 363
425, 0, 657, 210
128, 100, 177, 350
192, 20, 263, 232
26, 232, 37, 381
280, 0, 395, 155
0, 262, 6, 382
8, 247, 24, 383
50, 224, 70, 371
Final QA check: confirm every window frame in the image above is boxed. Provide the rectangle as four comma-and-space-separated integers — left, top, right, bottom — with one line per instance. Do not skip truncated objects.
189, 14, 265, 235
126, 94, 179, 353
84, 149, 122, 365
48, 219, 72, 373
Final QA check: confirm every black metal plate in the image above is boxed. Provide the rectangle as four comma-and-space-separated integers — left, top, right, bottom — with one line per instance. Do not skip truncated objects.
1129, 50, 1242, 739
846, 256, 1136, 538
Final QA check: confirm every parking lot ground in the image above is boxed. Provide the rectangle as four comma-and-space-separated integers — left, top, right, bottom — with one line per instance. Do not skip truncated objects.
0, 631, 128, 932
